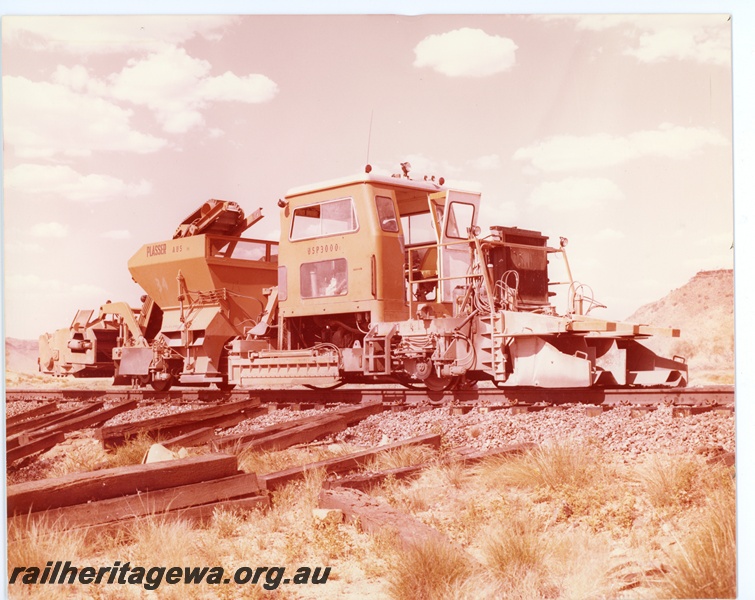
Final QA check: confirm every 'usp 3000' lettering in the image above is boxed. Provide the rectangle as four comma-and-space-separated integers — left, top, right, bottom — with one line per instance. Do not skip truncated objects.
146, 243, 167, 257
307, 243, 339, 255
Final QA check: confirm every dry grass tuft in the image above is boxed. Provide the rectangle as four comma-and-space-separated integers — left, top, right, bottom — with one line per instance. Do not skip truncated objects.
494, 439, 600, 491
438, 460, 469, 489
310, 516, 355, 562
301, 466, 328, 506
479, 516, 580, 599
210, 506, 250, 539
7, 516, 88, 572
635, 454, 699, 510
472, 440, 642, 533
384, 480, 435, 513
658, 486, 736, 599
237, 444, 357, 475
269, 469, 324, 515
47, 439, 110, 477
128, 516, 199, 566
483, 517, 548, 578
107, 431, 164, 468
366, 444, 436, 471
253, 466, 339, 564
46, 431, 172, 479
362, 527, 402, 578
379, 460, 472, 519
386, 538, 475, 600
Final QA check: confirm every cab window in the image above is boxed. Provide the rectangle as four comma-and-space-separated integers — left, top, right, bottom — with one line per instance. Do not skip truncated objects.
444, 202, 476, 239
300, 259, 348, 298
401, 212, 435, 245
290, 198, 358, 241
375, 196, 399, 232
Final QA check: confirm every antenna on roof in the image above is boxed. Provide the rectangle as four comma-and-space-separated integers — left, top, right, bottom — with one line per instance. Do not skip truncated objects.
365, 109, 374, 168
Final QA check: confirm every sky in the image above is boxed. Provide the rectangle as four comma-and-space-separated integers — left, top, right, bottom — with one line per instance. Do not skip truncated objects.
1, 11, 737, 340
0, 10, 737, 342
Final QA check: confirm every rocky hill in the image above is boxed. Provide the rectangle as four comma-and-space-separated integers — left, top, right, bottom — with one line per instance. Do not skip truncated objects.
5, 337, 39, 374
625, 269, 734, 384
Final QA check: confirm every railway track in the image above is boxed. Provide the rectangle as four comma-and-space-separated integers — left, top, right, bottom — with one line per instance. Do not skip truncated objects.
5, 385, 735, 412
7, 383, 735, 501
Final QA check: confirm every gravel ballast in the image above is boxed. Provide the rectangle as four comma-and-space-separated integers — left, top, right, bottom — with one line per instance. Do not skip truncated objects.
332, 404, 735, 457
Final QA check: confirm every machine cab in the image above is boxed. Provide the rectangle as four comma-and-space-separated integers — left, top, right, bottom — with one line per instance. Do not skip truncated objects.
276, 169, 479, 350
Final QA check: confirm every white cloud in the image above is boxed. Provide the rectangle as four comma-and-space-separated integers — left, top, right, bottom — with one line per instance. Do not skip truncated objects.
468, 154, 502, 171
514, 124, 728, 172
6, 273, 58, 294
6, 164, 151, 202
3, 15, 237, 54
627, 27, 729, 66
160, 110, 205, 135
106, 46, 210, 108
198, 71, 279, 103
9, 274, 100, 298
53, 46, 278, 134
528, 177, 624, 211
414, 28, 517, 77
3, 76, 167, 158
543, 14, 730, 66
30, 222, 69, 238
566, 15, 645, 31
100, 230, 132, 240
5, 273, 108, 302
4, 241, 44, 257
51, 64, 91, 92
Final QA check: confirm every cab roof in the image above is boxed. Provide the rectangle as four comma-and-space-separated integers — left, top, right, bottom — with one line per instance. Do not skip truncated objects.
284, 172, 446, 199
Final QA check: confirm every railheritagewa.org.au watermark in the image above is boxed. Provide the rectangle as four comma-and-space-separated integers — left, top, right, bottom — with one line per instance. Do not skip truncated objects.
9, 561, 331, 591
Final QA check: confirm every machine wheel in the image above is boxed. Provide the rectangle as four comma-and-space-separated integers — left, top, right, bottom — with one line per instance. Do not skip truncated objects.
216, 344, 236, 391
398, 374, 459, 392
150, 375, 173, 392
304, 379, 345, 391
397, 378, 423, 391
424, 373, 460, 392
216, 380, 236, 392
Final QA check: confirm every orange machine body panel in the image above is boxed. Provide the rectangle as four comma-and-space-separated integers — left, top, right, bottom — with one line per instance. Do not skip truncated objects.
126, 233, 278, 384
128, 234, 278, 323
277, 173, 480, 327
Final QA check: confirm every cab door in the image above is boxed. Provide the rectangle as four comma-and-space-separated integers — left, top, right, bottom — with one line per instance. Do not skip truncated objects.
428, 190, 480, 303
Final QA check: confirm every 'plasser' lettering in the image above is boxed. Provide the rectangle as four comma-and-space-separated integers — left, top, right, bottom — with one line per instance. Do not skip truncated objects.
146, 243, 167, 257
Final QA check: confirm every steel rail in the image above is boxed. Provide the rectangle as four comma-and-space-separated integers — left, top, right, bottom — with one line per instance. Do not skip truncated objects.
4, 385, 735, 408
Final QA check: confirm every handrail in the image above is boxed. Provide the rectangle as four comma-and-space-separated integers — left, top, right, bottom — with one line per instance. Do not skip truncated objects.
405, 236, 574, 317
